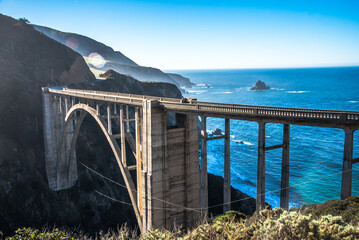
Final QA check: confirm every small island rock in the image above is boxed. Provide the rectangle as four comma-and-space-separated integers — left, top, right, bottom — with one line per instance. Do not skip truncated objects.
250, 80, 270, 90
211, 128, 223, 135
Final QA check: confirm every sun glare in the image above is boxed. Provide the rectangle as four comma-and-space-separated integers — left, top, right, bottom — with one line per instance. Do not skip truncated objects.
88, 52, 106, 68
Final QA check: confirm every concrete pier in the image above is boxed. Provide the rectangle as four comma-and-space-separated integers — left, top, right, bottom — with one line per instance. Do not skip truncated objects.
280, 124, 290, 209
341, 129, 354, 200
256, 122, 266, 211
223, 118, 231, 213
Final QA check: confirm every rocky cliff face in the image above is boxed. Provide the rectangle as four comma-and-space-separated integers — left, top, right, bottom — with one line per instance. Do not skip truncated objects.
0, 13, 97, 234
208, 174, 256, 216
0, 14, 255, 236
0, 14, 185, 235
33, 25, 193, 88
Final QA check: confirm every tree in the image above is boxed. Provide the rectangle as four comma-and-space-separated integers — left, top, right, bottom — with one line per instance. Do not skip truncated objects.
18, 17, 30, 25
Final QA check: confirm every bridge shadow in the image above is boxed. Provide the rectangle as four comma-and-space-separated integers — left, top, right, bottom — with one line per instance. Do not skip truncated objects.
69, 114, 138, 232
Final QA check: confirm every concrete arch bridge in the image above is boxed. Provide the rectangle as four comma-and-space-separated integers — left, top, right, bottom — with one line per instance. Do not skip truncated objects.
42, 87, 359, 233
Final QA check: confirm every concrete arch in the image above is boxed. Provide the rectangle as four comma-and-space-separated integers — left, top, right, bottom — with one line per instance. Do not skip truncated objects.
57, 103, 143, 232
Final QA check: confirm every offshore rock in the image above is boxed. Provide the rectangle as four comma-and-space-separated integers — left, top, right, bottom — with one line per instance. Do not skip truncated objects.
211, 128, 223, 136
250, 80, 270, 90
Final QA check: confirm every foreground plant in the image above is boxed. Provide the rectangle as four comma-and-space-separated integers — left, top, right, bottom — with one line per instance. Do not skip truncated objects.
6, 205, 359, 239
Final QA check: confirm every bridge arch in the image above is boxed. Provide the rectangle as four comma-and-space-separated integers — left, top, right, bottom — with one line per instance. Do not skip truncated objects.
57, 103, 143, 232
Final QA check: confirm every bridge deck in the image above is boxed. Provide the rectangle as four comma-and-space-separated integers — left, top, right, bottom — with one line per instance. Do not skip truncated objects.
48, 88, 359, 129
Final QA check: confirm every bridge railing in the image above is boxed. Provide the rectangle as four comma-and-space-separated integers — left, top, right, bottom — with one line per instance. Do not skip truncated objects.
62, 88, 186, 103
47, 88, 359, 123
162, 101, 359, 122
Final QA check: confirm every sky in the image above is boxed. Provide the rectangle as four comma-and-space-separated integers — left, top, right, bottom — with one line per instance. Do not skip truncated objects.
1, 0, 359, 70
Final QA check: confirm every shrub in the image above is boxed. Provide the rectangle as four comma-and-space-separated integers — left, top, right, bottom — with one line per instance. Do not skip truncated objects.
6, 227, 77, 240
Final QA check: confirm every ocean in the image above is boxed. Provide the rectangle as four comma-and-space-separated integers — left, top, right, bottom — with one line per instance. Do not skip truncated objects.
177, 67, 359, 208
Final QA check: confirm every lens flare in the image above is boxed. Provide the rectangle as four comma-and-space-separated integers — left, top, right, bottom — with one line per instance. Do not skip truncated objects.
66, 37, 79, 50
88, 52, 106, 68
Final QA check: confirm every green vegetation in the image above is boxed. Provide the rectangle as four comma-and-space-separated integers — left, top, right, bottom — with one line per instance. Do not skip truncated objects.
6, 197, 359, 239
298, 196, 359, 225
6, 228, 76, 240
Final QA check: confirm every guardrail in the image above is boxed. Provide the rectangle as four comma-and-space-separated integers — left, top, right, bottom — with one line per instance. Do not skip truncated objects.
47, 88, 359, 123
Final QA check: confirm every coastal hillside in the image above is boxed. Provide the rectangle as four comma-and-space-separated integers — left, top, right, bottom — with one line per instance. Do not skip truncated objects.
0, 13, 255, 236
33, 25, 193, 88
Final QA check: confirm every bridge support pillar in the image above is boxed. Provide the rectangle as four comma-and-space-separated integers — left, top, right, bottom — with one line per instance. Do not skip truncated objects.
120, 105, 127, 167
280, 124, 290, 209
256, 122, 266, 211
223, 118, 231, 213
142, 100, 201, 232
341, 129, 354, 200
200, 115, 208, 218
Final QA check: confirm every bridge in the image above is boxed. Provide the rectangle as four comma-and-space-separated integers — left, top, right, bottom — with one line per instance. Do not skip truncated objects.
42, 87, 359, 233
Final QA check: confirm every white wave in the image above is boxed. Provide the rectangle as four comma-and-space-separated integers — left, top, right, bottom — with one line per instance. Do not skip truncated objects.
214, 91, 234, 94
348, 100, 359, 103
196, 83, 211, 88
287, 90, 309, 93
265, 136, 271, 138
235, 87, 251, 92
187, 90, 208, 94
271, 88, 285, 91
234, 140, 254, 145
230, 135, 236, 138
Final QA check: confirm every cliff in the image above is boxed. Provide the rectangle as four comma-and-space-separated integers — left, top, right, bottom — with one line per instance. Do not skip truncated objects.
33, 25, 193, 88
0, 13, 97, 234
0, 14, 255, 236
0, 17, 182, 233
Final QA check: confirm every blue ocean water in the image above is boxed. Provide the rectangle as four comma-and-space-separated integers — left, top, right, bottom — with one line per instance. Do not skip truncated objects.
177, 67, 359, 208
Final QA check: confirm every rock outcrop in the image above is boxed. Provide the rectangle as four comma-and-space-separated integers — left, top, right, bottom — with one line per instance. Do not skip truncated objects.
250, 80, 270, 90
208, 174, 256, 216
211, 128, 223, 136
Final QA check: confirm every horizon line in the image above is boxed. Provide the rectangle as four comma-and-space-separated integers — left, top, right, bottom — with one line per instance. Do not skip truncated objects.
164, 64, 359, 72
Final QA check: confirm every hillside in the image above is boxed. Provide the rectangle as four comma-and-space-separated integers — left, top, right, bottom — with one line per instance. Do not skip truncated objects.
33, 25, 193, 88
0, 14, 184, 235
32, 25, 137, 66
0, 13, 256, 236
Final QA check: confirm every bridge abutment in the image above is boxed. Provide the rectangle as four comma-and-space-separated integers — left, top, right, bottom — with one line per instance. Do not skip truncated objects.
43, 88, 78, 190
142, 100, 201, 232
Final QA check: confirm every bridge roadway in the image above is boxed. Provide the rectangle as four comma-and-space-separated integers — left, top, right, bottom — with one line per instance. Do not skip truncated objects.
44, 87, 359, 233
49, 88, 359, 129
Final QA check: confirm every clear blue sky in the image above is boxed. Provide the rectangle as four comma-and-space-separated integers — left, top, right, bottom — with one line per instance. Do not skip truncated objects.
1, 0, 359, 70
